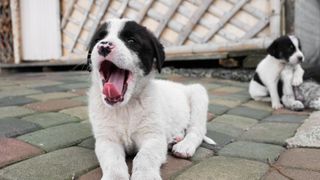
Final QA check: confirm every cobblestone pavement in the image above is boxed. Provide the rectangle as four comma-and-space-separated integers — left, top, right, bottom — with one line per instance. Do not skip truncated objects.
0, 71, 319, 180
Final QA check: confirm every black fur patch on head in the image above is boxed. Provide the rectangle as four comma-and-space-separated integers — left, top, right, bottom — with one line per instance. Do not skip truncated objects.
119, 21, 165, 75
87, 22, 109, 71
267, 36, 297, 61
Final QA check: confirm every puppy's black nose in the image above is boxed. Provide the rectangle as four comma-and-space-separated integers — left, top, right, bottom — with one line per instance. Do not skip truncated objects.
98, 41, 115, 57
298, 56, 303, 62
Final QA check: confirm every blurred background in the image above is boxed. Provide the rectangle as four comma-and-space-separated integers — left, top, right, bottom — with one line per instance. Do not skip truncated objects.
0, 0, 319, 74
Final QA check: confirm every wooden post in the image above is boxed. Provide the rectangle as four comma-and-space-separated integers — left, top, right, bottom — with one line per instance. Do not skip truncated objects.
270, 0, 281, 38
10, 0, 21, 64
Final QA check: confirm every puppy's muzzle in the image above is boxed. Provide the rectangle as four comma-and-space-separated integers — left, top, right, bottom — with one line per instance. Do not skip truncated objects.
297, 56, 304, 62
98, 41, 115, 57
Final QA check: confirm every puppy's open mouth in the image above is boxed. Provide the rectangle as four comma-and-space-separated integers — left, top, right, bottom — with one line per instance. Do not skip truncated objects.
99, 60, 131, 105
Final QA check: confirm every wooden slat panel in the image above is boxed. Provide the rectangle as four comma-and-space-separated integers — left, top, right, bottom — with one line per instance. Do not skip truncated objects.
202, 0, 248, 43
61, 0, 76, 29
228, 0, 266, 19
176, 0, 213, 45
135, 0, 154, 23
240, 17, 269, 40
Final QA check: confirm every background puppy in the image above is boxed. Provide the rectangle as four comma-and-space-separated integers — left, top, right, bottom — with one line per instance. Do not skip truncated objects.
249, 35, 304, 109
87, 19, 215, 180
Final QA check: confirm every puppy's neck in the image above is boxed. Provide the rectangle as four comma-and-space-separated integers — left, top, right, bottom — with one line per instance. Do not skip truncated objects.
266, 55, 286, 65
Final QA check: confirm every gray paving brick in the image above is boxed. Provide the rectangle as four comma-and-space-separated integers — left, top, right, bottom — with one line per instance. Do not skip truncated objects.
208, 122, 244, 137
0, 106, 35, 119
35, 85, 69, 93
27, 92, 77, 101
0, 118, 41, 137
17, 123, 93, 152
174, 156, 268, 180
0, 89, 42, 99
0, 96, 37, 107
240, 122, 300, 145
60, 106, 88, 120
219, 141, 285, 163
227, 106, 272, 120
206, 129, 235, 149
208, 104, 229, 116
22, 112, 80, 128
212, 114, 258, 130
191, 147, 214, 162
78, 137, 95, 150
0, 147, 98, 180
262, 114, 308, 123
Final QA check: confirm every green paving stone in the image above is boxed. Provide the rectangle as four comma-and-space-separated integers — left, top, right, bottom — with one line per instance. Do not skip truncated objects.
211, 86, 245, 94
17, 80, 62, 88
174, 156, 268, 180
219, 141, 285, 163
0, 89, 42, 99
207, 122, 244, 137
191, 147, 214, 162
71, 96, 88, 104
0, 106, 35, 119
0, 147, 98, 180
0, 96, 37, 107
0, 118, 41, 137
206, 129, 235, 149
78, 137, 95, 150
242, 100, 273, 112
60, 106, 88, 120
227, 106, 271, 120
262, 114, 308, 123
208, 104, 229, 115
240, 122, 300, 145
211, 94, 251, 103
17, 123, 93, 152
27, 92, 78, 101
210, 99, 243, 108
35, 85, 69, 93
22, 112, 81, 128
212, 114, 258, 130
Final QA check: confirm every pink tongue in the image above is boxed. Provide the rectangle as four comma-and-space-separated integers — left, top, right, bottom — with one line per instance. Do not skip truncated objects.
103, 69, 125, 98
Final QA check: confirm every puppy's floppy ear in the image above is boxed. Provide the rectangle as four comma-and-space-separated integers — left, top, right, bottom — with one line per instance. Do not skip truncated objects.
267, 38, 282, 59
149, 32, 165, 73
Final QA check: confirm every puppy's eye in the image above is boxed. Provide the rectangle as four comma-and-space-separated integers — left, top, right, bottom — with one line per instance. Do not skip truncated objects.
127, 38, 136, 44
290, 45, 294, 50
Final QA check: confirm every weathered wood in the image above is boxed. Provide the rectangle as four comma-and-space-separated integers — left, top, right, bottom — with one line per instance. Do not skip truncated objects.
240, 18, 269, 40
135, 0, 154, 23
227, 0, 266, 19
61, 0, 76, 29
202, 0, 248, 43
176, 0, 213, 45
270, 0, 281, 37
116, 0, 129, 18
154, 0, 182, 37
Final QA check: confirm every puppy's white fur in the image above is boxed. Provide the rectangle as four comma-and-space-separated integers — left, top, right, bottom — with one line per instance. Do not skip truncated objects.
88, 19, 214, 180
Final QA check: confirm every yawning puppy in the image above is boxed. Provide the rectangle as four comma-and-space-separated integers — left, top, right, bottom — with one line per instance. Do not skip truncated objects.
249, 35, 305, 109
87, 19, 215, 180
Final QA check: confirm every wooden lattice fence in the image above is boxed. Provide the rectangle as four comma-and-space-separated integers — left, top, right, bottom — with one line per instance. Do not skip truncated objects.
0, 0, 14, 63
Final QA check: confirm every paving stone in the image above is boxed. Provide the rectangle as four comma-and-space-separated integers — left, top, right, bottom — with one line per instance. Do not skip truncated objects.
0, 138, 43, 168
78, 137, 95, 150
27, 92, 78, 101
276, 148, 320, 171
0, 118, 41, 137
0, 96, 37, 107
263, 114, 308, 123
206, 129, 235, 149
71, 96, 88, 104
272, 108, 312, 116
208, 104, 229, 116
208, 121, 244, 137
174, 156, 268, 180
17, 123, 93, 152
240, 122, 300, 145
35, 85, 69, 93
17, 80, 62, 88
263, 167, 320, 180
24, 99, 83, 112
203, 83, 222, 90
0, 89, 42, 99
191, 147, 214, 162
60, 106, 88, 120
212, 114, 258, 130
0, 147, 98, 180
78, 168, 102, 180
211, 94, 251, 104
219, 141, 285, 163
210, 86, 245, 95
242, 100, 273, 112
162, 155, 193, 180
0, 106, 35, 119
59, 83, 89, 90
227, 106, 271, 120
210, 99, 243, 108
70, 88, 88, 96
22, 112, 80, 128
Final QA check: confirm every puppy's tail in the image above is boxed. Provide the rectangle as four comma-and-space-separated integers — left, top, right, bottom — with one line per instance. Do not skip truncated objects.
203, 136, 216, 145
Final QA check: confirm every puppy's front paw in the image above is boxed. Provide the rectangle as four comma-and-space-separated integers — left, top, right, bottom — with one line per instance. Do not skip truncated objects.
272, 103, 283, 110
131, 170, 161, 180
292, 76, 303, 86
101, 170, 129, 180
290, 101, 305, 111
172, 139, 196, 158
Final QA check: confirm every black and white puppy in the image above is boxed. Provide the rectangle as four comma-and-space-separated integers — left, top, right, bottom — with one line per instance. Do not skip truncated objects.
87, 19, 215, 180
249, 35, 305, 109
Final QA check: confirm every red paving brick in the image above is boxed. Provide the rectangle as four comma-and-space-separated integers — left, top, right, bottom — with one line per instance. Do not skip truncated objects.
0, 138, 43, 168
276, 148, 320, 171
263, 167, 320, 180
78, 155, 192, 180
24, 99, 83, 112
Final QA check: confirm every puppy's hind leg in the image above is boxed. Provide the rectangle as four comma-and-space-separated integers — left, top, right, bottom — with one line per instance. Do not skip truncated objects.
172, 84, 211, 158
309, 97, 320, 110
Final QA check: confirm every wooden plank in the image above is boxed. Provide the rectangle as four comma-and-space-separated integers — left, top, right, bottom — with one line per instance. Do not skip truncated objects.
218, 29, 238, 41
202, 0, 248, 43
85, 0, 110, 46
135, 0, 154, 23
154, 0, 182, 37
227, 0, 265, 19
116, 0, 129, 18
240, 18, 269, 40
176, 0, 213, 45
61, 0, 76, 29
69, 0, 94, 52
